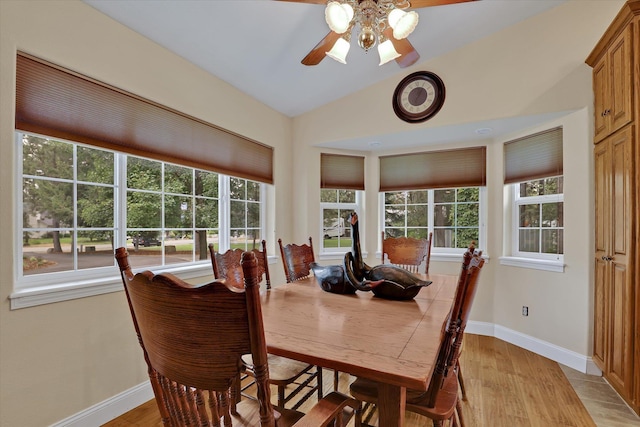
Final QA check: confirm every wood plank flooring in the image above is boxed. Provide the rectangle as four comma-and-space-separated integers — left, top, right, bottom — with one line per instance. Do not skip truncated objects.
102, 335, 639, 426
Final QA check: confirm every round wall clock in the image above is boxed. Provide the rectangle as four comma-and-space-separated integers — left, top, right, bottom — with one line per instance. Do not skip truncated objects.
392, 71, 446, 123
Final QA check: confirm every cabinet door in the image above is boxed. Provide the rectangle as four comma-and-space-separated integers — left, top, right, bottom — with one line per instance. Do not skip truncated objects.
593, 26, 633, 143
593, 56, 609, 143
593, 141, 610, 369
609, 26, 633, 134
606, 126, 634, 397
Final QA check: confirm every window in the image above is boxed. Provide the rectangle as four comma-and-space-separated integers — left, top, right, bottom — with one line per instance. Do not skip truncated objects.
320, 153, 364, 254
13, 53, 273, 308
320, 189, 360, 253
383, 187, 483, 252
514, 177, 564, 259
501, 127, 564, 271
17, 132, 264, 291
379, 146, 486, 255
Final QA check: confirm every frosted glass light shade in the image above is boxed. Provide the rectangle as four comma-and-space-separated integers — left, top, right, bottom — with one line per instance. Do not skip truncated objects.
388, 9, 419, 39
325, 2, 354, 34
326, 37, 351, 64
378, 39, 401, 65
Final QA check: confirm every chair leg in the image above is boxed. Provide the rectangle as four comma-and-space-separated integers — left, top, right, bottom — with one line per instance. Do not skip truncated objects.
457, 361, 467, 401
277, 384, 285, 410
316, 366, 324, 400
334, 369, 339, 391
456, 399, 466, 427
231, 373, 241, 404
353, 401, 363, 427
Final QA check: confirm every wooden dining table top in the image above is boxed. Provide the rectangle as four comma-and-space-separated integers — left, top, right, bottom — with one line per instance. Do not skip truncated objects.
259, 273, 457, 392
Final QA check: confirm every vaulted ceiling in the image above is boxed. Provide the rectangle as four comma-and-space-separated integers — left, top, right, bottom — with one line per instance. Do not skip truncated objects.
82, 0, 569, 150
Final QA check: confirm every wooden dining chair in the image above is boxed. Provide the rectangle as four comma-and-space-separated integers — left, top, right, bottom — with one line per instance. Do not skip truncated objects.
278, 237, 316, 283
381, 231, 433, 274
115, 247, 358, 427
208, 241, 319, 411
350, 244, 484, 427
278, 237, 340, 393
209, 240, 271, 290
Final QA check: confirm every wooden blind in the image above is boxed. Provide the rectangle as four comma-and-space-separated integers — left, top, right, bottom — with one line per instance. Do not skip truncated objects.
321, 153, 365, 190
379, 146, 486, 192
503, 127, 563, 184
15, 52, 273, 184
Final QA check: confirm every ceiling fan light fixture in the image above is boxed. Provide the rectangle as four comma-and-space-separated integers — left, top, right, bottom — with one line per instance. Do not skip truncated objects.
378, 39, 401, 65
326, 37, 351, 64
358, 26, 377, 51
325, 1, 354, 34
388, 9, 419, 40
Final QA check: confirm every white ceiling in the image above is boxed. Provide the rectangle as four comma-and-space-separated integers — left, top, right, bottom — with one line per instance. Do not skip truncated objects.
82, 0, 569, 151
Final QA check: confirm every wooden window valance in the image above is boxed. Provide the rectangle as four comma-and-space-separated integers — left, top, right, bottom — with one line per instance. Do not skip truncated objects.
503, 127, 563, 184
379, 146, 486, 192
320, 153, 365, 190
15, 52, 273, 184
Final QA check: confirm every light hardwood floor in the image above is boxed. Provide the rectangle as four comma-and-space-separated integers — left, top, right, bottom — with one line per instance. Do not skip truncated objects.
103, 335, 640, 426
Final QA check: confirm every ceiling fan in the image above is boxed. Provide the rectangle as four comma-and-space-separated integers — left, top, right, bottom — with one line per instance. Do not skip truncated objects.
279, 0, 476, 67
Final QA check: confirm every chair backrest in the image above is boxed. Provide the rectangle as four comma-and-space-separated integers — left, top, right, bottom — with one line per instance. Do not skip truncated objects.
424, 243, 484, 407
115, 247, 276, 426
278, 237, 315, 283
209, 240, 272, 290
381, 232, 433, 274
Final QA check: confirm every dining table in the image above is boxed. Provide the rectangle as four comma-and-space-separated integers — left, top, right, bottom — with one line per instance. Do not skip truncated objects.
259, 273, 458, 427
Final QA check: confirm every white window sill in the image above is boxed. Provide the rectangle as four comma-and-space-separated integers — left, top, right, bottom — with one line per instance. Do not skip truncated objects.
326, 251, 490, 264
318, 251, 368, 262
499, 256, 565, 273
10, 263, 213, 310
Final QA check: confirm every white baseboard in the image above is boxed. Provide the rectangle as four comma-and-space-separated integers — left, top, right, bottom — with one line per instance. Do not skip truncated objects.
50, 382, 153, 427
466, 321, 602, 376
56, 321, 602, 426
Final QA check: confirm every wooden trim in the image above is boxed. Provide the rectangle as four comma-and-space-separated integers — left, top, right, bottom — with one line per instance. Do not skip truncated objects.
586, 0, 640, 66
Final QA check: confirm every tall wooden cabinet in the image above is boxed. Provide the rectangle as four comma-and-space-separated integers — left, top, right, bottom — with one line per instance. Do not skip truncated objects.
586, 0, 639, 416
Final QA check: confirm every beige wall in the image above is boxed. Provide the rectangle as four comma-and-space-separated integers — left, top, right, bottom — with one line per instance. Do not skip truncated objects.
0, 1, 292, 426
0, 0, 625, 426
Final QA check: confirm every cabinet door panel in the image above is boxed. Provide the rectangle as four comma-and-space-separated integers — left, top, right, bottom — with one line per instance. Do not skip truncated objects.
593, 56, 609, 143
607, 126, 634, 397
609, 26, 633, 134
594, 142, 610, 255
593, 257, 608, 370
608, 262, 633, 396
611, 127, 632, 258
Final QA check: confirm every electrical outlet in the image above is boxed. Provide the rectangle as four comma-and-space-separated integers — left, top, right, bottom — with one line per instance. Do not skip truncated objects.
522, 306, 529, 316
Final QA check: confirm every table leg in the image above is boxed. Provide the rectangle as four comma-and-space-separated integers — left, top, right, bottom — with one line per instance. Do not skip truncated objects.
376, 383, 406, 427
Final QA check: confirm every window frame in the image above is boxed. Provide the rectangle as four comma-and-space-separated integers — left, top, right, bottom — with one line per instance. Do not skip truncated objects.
379, 186, 487, 260
511, 177, 564, 262
12, 131, 266, 309
318, 189, 363, 258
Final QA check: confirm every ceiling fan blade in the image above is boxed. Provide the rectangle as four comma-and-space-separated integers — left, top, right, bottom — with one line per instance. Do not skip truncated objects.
301, 31, 341, 66
383, 28, 420, 68
396, 46, 420, 68
409, 0, 477, 8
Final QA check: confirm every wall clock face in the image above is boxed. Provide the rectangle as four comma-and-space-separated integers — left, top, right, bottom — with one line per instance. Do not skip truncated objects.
392, 71, 446, 123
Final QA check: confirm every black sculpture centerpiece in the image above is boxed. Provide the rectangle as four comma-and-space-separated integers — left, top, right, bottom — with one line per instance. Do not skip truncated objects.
311, 212, 431, 300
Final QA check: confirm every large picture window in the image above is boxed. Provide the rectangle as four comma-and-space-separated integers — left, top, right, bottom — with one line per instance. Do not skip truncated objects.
18, 132, 264, 290
383, 187, 483, 251
13, 53, 272, 307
